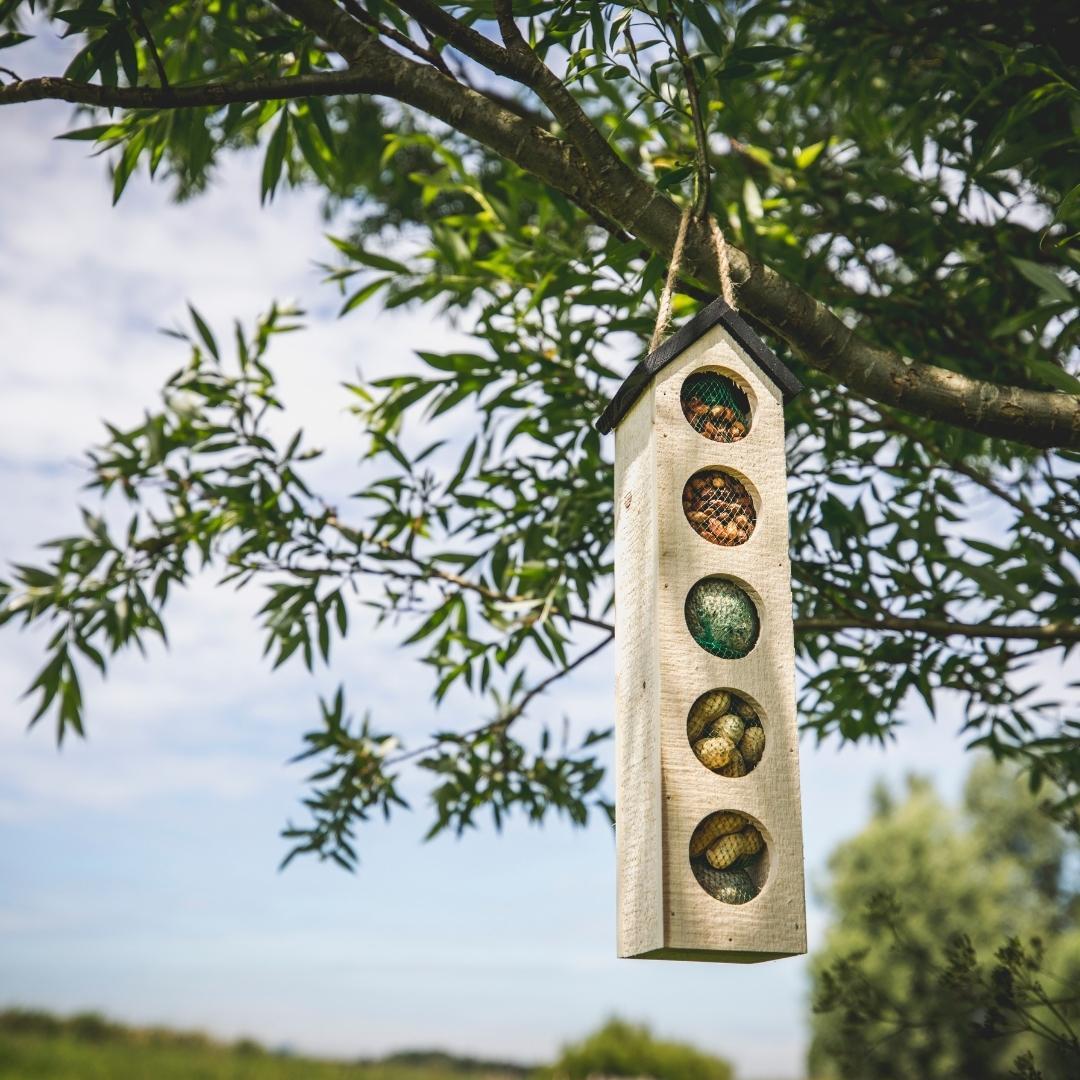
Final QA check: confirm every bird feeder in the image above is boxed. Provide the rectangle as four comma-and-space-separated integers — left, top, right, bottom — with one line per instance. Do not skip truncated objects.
596, 299, 807, 963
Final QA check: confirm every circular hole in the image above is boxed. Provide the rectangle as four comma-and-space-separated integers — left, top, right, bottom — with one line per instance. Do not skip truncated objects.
682, 469, 757, 547
689, 810, 769, 905
685, 576, 760, 659
681, 370, 752, 442
686, 689, 765, 777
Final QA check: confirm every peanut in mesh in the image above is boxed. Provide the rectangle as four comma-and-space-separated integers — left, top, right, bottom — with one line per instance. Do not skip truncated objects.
688, 691, 766, 776
740, 725, 765, 765
705, 825, 764, 870
682, 397, 748, 442
689, 810, 747, 857
716, 746, 748, 778
708, 712, 745, 745
686, 689, 731, 741
681, 471, 756, 547
693, 735, 736, 771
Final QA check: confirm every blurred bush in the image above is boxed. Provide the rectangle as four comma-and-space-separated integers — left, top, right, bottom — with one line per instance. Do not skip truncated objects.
537, 1018, 732, 1080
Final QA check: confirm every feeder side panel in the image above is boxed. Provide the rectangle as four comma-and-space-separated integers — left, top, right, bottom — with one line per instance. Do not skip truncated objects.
613, 383, 664, 959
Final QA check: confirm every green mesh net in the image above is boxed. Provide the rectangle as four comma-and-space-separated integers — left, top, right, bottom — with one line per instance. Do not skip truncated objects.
682, 469, 756, 547
689, 810, 767, 905
691, 861, 759, 905
680, 371, 752, 442
685, 578, 760, 659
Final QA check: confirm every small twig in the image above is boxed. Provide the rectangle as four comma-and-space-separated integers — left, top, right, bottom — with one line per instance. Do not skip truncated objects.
129, 0, 169, 89
416, 22, 450, 74
341, 0, 452, 76
667, 10, 710, 219
386, 630, 614, 767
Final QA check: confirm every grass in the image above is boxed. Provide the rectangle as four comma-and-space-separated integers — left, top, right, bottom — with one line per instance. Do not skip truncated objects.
0, 1010, 527, 1080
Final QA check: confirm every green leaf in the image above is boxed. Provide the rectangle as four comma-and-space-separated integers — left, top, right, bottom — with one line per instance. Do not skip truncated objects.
1011, 259, 1075, 305
990, 301, 1072, 338
187, 305, 220, 360
55, 124, 120, 142
795, 141, 826, 169
328, 236, 408, 274
742, 177, 764, 221
339, 276, 393, 316
730, 45, 799, 63
260, 109, 290, 205
1022, 356, 1080, 396
1054, 183, 1080, 224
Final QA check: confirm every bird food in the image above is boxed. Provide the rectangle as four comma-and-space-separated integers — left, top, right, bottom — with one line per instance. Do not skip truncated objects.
685, 577, 760, 659
689, 810, 767, 905
686, 689, 766, 776
680, 370, 752, 442
682, 468, 756, 546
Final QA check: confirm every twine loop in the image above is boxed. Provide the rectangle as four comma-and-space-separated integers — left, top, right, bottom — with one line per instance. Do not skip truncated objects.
650, 208, 738, 353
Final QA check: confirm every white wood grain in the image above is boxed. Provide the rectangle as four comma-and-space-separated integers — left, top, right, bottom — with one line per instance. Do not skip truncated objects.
613, 322, 807, 962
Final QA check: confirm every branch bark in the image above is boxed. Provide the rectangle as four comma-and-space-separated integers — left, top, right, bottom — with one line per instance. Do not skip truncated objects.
0, 70, 375, 108
793, 616, 1080, 643
4, 0, 1079, 448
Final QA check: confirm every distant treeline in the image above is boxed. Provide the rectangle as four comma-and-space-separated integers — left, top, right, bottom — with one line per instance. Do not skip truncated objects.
0, 1008, 532, 1075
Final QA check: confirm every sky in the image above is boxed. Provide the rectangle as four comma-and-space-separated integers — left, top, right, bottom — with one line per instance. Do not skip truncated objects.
0, 29, 984, 1080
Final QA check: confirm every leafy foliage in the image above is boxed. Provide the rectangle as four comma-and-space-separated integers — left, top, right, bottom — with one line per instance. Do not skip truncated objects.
809, 761, 1080, 1079
1, 1, 1078, 865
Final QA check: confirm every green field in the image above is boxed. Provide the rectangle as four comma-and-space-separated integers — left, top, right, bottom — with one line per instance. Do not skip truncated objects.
0, 1011, 527, 1080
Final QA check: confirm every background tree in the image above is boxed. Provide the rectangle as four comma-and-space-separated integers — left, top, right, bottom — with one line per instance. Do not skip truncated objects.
0, 1, 1077, 866
809, 759, 1080, 1080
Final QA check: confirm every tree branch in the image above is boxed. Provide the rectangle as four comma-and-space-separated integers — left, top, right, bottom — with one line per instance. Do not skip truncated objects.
0, 70, 375, 108
492, 0, 631, 191
793, 615, 1080, 643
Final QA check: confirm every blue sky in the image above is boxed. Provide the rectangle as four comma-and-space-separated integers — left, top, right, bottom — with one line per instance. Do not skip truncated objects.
0, 30, 988, 1080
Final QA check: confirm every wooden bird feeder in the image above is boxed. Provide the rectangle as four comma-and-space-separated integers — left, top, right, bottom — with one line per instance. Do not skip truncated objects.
596, 299, 807, 963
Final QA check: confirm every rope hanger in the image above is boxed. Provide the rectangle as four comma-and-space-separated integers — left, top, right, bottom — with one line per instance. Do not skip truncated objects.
650, 207, 738, 353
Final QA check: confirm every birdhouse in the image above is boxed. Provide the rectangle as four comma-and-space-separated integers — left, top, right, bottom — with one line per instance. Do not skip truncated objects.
596, 299, 806, 962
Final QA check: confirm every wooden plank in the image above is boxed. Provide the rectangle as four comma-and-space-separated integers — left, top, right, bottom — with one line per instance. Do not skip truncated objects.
613, 382, 663, 958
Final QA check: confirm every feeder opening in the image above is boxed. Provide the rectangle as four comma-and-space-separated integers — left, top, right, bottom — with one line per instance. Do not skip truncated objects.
680, 370, 752, 442
682, 469, 757, 547
685, 577, 760, 659
686, 689, 765, 777
689, 810, 769, 905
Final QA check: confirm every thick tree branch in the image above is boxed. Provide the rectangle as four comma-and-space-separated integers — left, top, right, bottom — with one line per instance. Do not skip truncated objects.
793, 616, 1080, 643
5, 0, 1078, 448
0, 70, 374, 108
629, 207, 1080, 450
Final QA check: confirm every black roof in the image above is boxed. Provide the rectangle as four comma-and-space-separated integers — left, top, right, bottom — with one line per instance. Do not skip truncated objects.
594, 299, 802, 435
